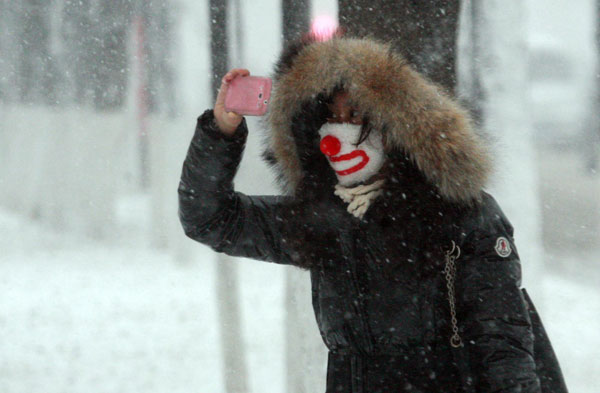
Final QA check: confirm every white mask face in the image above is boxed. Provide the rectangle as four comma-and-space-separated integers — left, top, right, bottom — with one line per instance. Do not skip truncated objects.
317, 122, 385, 186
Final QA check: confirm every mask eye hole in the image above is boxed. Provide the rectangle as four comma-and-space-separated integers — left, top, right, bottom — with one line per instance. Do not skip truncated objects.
325, 107, 363, 124
350, 109, 363, 124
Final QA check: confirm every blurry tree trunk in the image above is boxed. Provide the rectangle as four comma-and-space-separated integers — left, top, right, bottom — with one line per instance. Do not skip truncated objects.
210, 2, 249, 392
466, 1, 485, 122
0, 0, 9, 102
139, 1, 178, 248
456, 0, 485, 122
338, 0, 460, 93
18, 0, 57, 105
462, 0, 544, 300
584, 0, 600, 172
281, 4, 326, 393
282, 0, 310, 42
93, 0, 131, 110
211, 1, 229, 97
215, 255, 248, 393
140, 1, 176, 116
132, 15, 150, 190
229, 0, 244, 65
61, 0, 93, 105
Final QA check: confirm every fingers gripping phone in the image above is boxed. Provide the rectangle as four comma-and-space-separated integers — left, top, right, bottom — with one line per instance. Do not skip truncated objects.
224, 76, 272, 116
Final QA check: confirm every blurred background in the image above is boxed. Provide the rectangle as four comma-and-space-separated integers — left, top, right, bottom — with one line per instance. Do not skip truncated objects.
0, 0, 598, 392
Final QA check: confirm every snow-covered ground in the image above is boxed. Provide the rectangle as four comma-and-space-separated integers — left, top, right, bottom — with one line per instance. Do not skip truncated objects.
0, 206, 288, 393
1, 201, 598, 393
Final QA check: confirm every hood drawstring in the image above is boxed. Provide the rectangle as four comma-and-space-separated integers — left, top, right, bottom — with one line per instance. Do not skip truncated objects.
334, 179, 386, 219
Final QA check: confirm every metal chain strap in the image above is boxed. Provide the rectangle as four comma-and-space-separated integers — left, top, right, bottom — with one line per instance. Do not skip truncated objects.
443, 241, 463, 348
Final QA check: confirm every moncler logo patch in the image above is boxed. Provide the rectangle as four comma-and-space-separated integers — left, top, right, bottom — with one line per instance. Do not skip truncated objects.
494, 237, 512, 258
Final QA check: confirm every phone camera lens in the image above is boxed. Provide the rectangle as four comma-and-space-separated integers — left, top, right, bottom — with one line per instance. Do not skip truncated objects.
258, 93, 263, 98
264, 100, 268, 105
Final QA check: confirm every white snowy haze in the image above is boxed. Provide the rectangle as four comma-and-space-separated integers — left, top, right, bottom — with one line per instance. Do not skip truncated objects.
0, 0, 599, 392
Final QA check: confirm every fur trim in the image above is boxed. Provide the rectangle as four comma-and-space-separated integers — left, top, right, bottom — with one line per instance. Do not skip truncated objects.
266, 38, 491, 203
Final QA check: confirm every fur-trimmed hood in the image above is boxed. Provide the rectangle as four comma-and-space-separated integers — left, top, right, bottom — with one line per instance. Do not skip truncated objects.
265, 37, 491, 204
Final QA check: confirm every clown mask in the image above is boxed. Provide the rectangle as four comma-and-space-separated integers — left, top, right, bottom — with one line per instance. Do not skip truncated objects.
318, 122, 385, 186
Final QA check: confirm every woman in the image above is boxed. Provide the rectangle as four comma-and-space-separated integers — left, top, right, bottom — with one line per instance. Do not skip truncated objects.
178, 36, 566, 392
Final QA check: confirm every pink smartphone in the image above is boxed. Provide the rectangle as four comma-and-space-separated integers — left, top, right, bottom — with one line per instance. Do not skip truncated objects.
224, 76, 272, 116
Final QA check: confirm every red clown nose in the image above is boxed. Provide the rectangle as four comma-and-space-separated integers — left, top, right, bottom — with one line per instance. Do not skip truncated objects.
320, 135, 341, 157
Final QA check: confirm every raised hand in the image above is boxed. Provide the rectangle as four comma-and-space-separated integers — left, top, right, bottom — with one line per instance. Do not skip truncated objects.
214, 68, 250, 135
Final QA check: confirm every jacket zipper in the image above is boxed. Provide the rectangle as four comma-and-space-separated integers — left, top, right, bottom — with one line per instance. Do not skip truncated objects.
347, 226, 374, 353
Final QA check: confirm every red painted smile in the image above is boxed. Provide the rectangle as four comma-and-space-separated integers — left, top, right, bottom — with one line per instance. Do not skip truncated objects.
330, 150, 370, 175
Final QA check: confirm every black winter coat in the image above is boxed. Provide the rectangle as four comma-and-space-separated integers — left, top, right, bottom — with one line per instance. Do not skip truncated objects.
178, 112, 565, 393
179, 38, 567, 393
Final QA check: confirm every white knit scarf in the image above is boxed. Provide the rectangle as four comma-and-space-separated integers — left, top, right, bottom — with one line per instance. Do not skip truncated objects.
334, 179, 386, 219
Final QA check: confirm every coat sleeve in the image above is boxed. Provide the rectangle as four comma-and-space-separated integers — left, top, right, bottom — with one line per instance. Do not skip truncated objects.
456, 209, 541, 392
178, 110, 305, 267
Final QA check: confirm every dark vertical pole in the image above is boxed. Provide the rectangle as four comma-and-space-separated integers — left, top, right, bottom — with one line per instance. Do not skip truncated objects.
232, 0, 244, 65
0, 0, 7, 103
210, 0, 229, 101
210, 2, 248, 393
134, 15, 150, 189
586, 0, 600, 171
468, 0, 485, 122
93, 0, 131, 110
338, 0, 460, 93
19, 0, 54, 104
282, 0, 310, 43
61, 0, 91, 105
